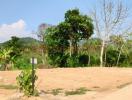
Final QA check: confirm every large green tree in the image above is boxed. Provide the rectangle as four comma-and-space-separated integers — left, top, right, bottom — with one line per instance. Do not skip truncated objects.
45, 9, 94, 67
45, 27, 69, 67
64, 9, 94, 56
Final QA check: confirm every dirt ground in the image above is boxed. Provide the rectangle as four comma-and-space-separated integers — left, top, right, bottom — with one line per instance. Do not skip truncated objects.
0, 67, 132, 100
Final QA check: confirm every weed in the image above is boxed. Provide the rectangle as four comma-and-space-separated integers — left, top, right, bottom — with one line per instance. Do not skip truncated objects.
51, 88, 63, 95
65, 87, 91, 96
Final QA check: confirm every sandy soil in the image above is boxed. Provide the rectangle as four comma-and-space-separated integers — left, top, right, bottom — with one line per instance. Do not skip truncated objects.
0, 67, 132, 100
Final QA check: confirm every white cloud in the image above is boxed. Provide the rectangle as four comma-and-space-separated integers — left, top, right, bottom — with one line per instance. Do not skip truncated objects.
0, 19, 36, 43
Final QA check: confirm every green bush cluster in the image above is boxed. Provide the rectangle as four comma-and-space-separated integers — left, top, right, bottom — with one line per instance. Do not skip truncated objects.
67, 55, 79, 67
47, 53, 100, 67
0, 9, 131, 69
16, 69, 38, 96
105, 49, 126, 67
14, 58, 31, 69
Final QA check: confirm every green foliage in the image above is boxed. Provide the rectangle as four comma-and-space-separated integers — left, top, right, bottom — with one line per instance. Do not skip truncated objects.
128, 51, 132, 66
65, 87, 90, 96
5, 36, 22, 58
119, 51, 132, 67
45, 9, 94, 67
67, 55, 79, 67
78, 54, 88, 67
45, 27, 69, 67
16, 69, 38, 96
0, 9, 131, 68
0, 37, 42, 70
65, 9, 94, 40
80, 38, 101, 66
14, 58, 31, 69
50, 88, 63, 95
105, 49, 126, 67
2, 37, 40, 50
0, 37, 22, 70
48, 53, 68, 67
90, 55, 100, 66
0, 47, 13, 70
19, 37, 40, 48
64, 9, 94, 55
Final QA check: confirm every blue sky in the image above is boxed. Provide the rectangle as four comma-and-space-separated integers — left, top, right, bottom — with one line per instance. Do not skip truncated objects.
0, 0, 97, 30
0, 0, 131, 42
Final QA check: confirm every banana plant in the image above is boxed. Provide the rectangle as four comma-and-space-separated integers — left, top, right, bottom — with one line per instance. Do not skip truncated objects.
0, 47, 13, 70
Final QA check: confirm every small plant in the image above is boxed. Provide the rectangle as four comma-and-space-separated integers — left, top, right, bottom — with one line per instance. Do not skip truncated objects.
16, 69, 38, 96
67, 55, 79, 67
43, 88, 63, 95
65, 87, 90, 96
51, 88, 63, 95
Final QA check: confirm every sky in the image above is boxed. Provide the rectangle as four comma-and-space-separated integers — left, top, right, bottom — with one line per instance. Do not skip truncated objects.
0, 0, 131, 43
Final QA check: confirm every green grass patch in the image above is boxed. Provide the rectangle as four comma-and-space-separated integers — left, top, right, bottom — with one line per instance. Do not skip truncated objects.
43, 87, 91, 96
0, 84, 17, 89
44, 88, 63, 96
65, 87, 91, 96
51, 88, 63, 95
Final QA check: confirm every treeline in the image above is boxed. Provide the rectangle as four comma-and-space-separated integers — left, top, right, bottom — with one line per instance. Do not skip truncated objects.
0, 9, 132, 70
37, 9, 132, 68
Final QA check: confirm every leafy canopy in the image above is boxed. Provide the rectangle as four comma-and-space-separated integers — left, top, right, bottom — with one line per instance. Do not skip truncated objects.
45, 9, 94, 67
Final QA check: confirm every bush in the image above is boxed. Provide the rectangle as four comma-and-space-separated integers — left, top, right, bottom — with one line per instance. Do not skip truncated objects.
67, 55, 79, 67
65, 87, 90, 96
14, 58, 31, 69
78, 54, 89, 67
16, 69, 38, 96
47, 50, 68, 67
0, 62, 5, 71
105, 49, 126, 67
89, 55, 100, 66
127, 51, 132, 66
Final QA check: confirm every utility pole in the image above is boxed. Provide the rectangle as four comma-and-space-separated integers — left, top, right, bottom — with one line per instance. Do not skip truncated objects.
32, 57, 35, 94
31, 57, 37, 94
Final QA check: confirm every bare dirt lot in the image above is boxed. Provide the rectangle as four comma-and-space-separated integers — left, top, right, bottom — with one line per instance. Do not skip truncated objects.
0, 67, 132, 100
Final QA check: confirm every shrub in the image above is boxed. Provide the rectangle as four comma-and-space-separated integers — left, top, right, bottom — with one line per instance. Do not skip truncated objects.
67, 55, 79, 67
0, 62, 5, 71
48, 51, 68, 67
78, 54, 89, 67
16, 69, 38, 96
14, 58, 31, 69
105, 49, 126, 67
126, 51, 132, 66
89, 55, 100, 66
65, 87, 90, 96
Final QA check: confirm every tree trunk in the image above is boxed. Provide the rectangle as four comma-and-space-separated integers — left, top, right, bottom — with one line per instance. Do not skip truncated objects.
100, 40, 105, 67
116, 45, 123, 66
41, 49, 45, 64
69, 39, 78, 56
104, 50, 107, 67
73, 41, 78, 55
69, 40, 72, 57
88, 54, 90, 66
